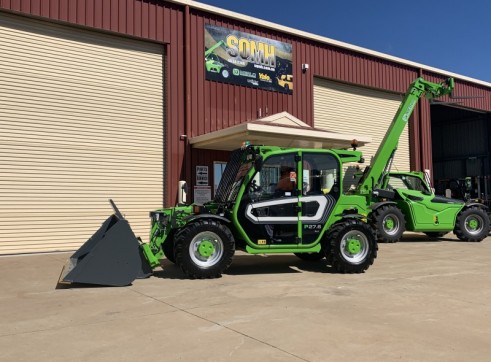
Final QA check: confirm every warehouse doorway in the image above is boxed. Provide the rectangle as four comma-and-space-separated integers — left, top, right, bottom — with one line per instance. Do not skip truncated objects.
431, 104, 490, 205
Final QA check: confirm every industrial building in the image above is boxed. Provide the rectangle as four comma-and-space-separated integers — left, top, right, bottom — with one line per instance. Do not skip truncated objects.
1, 0, 490, 254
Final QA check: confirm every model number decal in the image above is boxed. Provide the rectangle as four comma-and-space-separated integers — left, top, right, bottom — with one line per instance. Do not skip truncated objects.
402, 99, 417, 122
304, 224, 322, 230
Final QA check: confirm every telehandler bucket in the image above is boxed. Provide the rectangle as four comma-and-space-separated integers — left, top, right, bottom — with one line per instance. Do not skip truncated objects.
57, 200, 152, 287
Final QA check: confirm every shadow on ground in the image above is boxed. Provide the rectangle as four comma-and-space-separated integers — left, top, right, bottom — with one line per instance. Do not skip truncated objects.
151, 254, 337, 280
398, 233, 478, 243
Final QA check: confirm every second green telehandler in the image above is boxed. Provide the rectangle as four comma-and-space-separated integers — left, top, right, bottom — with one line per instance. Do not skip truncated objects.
370, 170, 490, 242
353, 78, 489, 243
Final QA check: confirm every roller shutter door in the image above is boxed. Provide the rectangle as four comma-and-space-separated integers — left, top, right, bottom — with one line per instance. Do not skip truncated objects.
0, 13, 164, 254
314, 78, 408, 190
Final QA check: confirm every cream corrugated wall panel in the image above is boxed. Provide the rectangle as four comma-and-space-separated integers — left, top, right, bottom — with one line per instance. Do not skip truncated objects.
313, 78, 408, 190
0, 13, 164, 254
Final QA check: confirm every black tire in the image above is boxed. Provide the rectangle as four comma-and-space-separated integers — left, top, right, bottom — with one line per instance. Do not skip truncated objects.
294, 252, 324, 261
454, 206, 490, 242
424, 232, 448, 239
174, 220, 235, 278
371, 205, 405, 243
326, 219, 378, 273
162, 238, 176, 264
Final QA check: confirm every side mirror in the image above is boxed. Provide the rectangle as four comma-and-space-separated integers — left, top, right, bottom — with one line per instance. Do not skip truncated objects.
178, 180, 188, 205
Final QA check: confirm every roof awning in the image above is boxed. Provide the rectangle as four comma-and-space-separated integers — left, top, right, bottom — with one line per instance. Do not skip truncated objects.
189, 112, 371, 151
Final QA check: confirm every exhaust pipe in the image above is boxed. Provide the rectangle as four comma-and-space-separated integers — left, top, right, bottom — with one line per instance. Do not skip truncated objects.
57, 200, 152, 287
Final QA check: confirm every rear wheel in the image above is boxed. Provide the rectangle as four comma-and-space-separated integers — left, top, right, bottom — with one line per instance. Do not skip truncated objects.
294, 252, 324, 261
372, 205, 405, 243
175, 220, 235, 278
326, 219, 377, 273
454, 207, 490, 242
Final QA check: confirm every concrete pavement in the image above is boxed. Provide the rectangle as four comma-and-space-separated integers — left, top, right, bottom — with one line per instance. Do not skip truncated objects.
1, 233, 491, 361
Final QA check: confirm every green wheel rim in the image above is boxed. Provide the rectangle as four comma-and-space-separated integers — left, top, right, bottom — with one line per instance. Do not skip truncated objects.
383, 214, 400, 236
464, 215, 484, 235
340, 230, 369, 265
198, 240, 215, 257
346, 238, 362, 254
189, 231, 224, 267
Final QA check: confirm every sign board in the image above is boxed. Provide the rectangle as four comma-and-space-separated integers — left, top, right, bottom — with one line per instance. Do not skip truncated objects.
194, 186, 212, 204
196, 166, 208, 186
204, 24, 293, 94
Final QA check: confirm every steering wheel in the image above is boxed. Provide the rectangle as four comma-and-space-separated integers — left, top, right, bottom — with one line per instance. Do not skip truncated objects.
249, 179, 263, 193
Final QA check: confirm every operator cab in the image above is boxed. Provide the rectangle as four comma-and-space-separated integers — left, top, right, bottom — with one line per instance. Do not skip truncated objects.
236, 149, 341, 246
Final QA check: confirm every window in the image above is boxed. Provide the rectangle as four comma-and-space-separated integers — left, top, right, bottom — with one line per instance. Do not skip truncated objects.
302, 153, 339, 196
388, 174, 430, 193
252, 153, 297, 199
214, 161, 227, 196
388, 177, 407, 190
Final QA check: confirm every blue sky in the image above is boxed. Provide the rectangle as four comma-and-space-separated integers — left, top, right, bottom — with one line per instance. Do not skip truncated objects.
197, 0, 491, 83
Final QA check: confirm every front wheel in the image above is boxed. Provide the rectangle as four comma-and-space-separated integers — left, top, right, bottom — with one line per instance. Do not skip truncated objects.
454, 207, 490, 242
326, 219, 378, 273
174, 220, 235, 278
371, 205, 405, 243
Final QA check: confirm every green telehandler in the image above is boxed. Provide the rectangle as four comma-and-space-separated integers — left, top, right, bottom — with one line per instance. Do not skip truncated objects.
374, 170, 490, 241
58, 76, 488, 287
59, 145, 377, 285
352, 78, 489, 243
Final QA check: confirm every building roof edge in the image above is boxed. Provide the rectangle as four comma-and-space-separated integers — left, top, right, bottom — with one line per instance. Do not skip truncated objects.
169, 0, 491, 88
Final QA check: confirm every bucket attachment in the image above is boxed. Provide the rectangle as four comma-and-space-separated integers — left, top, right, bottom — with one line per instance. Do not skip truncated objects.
58, 200, 153, 287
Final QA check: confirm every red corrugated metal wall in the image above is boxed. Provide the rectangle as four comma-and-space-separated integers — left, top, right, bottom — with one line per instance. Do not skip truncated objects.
0, 0, 171, 38
2, 0, 491, 204
424, 71, 491, 111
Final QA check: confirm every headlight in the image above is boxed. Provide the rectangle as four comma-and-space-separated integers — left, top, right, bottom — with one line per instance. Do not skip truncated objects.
149, 211, 168, 226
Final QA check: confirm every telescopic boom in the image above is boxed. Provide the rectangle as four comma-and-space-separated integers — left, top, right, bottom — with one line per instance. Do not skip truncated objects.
356, 77, 454, 196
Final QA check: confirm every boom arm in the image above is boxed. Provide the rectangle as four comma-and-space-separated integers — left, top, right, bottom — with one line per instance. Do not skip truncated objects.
356, 77, 455, 195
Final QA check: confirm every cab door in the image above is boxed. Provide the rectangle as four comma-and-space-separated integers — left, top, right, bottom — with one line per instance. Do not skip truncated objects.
238, 152, 300, 245
299, 152, 341, 244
